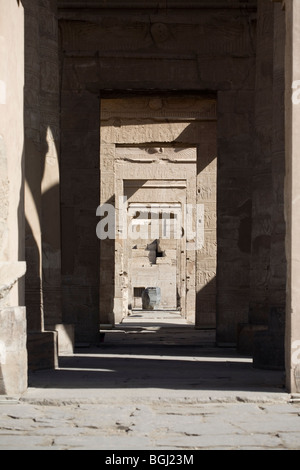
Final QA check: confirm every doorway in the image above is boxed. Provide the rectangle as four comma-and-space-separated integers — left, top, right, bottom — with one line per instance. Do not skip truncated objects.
99, 94, 217, 329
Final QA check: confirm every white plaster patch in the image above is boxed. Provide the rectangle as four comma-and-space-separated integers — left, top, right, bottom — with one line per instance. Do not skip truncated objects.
0, 80, 6, 105
0, 341, 6, 365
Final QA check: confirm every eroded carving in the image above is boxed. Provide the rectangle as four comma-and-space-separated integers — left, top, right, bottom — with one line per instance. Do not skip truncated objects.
150, 23, 170, 44
0, 262, 26, 305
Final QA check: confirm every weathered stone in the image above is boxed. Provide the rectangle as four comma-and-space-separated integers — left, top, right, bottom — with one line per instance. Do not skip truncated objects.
0, 262, 26, 306
142, 288, 161, 311
48, 324, 75, 355
0, 308, 27, 395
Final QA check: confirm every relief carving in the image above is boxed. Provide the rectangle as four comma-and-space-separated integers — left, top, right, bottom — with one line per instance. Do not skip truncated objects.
150, 23, 170, 45
0, 262, 27, 306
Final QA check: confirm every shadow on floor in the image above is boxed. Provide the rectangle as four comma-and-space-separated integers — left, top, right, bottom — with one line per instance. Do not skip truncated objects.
27, 327, 286, 395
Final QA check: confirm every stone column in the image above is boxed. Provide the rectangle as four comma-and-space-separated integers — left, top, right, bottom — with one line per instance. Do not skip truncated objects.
39, 0, 63, 330
284, 0, 300, 394
0, 0, 28, 395
99, 139, 116, 327
238, 0, 286, 358
24, 0, 74, 367
252, 2, 286, 370
24, 0, 43, 334
249, 0, 274, 329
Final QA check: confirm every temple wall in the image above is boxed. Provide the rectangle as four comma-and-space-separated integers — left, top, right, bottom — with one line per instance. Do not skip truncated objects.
0, 0, 27, 395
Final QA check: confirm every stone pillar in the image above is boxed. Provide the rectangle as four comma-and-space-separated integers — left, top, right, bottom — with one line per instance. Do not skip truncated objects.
24, 0, 43, 334
0, 0, 28, 395
252, 3, 286, 370
99, 139, 116, 327
285, 0, 300, 393
217, 89, 254, 344
24, 0, 73, 368
249, 0, 274, 329
39, 0, 63, 330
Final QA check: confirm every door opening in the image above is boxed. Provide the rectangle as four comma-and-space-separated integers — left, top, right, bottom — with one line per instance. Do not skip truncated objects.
99, 94, 217, 330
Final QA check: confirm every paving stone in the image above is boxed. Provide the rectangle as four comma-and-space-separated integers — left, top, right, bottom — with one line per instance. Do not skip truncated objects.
0, 401, 299, 450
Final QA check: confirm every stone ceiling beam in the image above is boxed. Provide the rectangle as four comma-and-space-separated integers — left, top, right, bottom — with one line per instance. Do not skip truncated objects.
58, 0, 257, 9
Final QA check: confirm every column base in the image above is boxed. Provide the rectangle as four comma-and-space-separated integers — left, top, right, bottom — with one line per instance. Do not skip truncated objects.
253, 330, 285, 370
47, 324, 75, 355
252, 307, 285, 370
0, 307, 27, 396
27, 330, 58, 371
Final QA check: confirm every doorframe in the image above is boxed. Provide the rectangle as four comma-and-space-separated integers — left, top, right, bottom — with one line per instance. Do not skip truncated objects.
99, 92, 217, 328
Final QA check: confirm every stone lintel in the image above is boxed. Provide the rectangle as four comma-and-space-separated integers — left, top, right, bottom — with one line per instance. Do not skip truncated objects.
58, 0, 257, 10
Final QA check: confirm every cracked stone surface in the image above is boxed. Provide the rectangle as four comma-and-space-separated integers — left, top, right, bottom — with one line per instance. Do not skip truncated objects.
1, 325, 299, 450
0, 402, 300, 450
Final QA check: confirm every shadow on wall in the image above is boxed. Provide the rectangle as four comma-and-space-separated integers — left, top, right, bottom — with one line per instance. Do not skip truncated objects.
196, 276, 217, 329
17, 142, 25, 309
22, 0, 64, 336
24, 126, 59, 330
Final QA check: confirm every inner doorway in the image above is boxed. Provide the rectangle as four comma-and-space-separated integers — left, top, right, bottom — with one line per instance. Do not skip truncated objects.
121, 145, 197, 323
99, 94, 217, 329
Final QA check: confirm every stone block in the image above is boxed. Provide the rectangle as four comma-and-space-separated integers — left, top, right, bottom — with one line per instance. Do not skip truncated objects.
0, 307, 27, 396
130, 257, 151, 267
156, 257, 172, 265
47, 324, 74, 356
253, 330, 285, 371
27, 330, 58, 371
131, 249, 149, 258
163, 250, 177, 259
252, 306, 285, 370
157, 239, 177, 251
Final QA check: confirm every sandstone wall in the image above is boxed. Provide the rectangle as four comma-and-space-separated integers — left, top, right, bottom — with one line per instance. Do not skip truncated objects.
0, 0, 27, 395
23, 0, 70, 368
24, 0, 62, 332
285, 0, 300, 393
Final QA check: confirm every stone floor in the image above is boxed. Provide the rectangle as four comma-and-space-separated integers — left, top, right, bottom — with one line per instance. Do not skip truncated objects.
0, 311, 299, 450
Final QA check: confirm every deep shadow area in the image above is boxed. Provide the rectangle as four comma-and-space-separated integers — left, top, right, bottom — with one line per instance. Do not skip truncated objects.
28, 328, 285, 395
